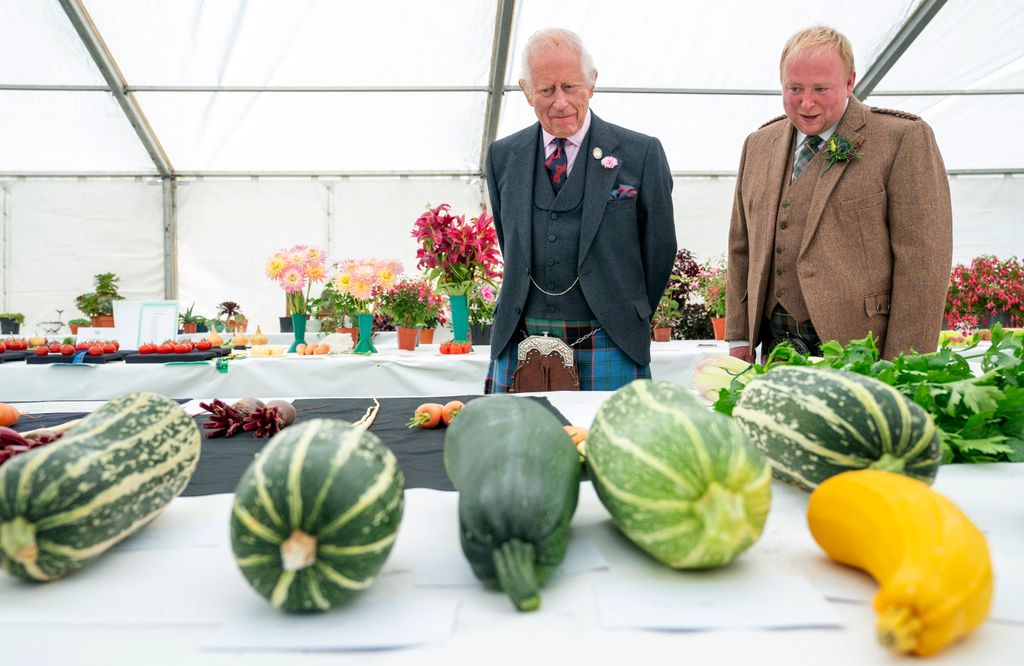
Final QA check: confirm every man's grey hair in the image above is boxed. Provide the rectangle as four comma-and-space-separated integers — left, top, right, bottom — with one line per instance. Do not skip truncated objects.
519, 28, 597, 89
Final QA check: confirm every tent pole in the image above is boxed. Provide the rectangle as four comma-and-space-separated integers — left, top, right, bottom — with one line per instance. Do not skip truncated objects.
163, 178, 178, 300
57, 0, 174, 179
855, 0, 948, 99
479, 0, 517, 190
1, 185, 9, 312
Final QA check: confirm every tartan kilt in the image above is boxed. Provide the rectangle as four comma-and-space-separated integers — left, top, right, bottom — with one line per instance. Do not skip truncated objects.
763, 304, 823, 356
485, 317, 651, 393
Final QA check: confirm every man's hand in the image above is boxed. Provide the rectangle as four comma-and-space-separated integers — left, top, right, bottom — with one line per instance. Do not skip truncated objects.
729, 345, 755, 363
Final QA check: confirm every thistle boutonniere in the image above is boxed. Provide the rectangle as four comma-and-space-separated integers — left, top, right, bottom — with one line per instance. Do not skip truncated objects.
822, 133, 863, 174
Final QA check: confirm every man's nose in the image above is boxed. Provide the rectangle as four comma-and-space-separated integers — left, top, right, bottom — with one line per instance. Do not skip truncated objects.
799, 91, 815, 108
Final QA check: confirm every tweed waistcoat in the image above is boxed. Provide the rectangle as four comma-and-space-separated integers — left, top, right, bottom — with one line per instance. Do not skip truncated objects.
524, 131, 595, 320
765, 134, 820, 323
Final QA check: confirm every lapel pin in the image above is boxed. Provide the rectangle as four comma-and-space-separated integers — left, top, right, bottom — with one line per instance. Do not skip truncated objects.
592, 147, 603, 160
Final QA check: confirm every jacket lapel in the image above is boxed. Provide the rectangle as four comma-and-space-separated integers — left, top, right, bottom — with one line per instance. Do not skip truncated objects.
579, 114, 621, 266
800, 97, 867, 257
509, 124, 541, 256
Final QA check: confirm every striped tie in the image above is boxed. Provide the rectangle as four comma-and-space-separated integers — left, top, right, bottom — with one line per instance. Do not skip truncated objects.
791, 134, 823, 182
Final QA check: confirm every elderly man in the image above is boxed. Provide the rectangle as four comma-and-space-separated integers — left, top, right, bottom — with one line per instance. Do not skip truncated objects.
726, 25, 953, 362
484, 28, 676, 392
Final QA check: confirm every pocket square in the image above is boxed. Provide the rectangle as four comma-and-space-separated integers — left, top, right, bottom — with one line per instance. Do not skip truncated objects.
609, 184, 638, 201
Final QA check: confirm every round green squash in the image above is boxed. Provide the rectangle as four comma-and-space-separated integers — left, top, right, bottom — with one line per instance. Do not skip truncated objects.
586, 380, 771, 569
230, 419, 404, 612
733, 366, 941, 491
444, 395, 580, 611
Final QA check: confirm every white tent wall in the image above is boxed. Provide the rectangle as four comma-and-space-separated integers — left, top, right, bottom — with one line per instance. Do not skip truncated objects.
174, 177, 484, 334
0, 179, 164, 329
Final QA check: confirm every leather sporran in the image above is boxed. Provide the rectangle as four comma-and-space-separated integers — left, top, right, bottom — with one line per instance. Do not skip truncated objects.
511, 334, 580, 393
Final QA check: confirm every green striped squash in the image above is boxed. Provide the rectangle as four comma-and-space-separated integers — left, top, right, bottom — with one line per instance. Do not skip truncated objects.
586, 380, 771, 569
733, 366, 941, 491
230, 419, 404, 613
0, 392, 201, 581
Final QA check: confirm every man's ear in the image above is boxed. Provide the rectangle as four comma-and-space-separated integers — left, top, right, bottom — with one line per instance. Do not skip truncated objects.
518, 79, 534, 106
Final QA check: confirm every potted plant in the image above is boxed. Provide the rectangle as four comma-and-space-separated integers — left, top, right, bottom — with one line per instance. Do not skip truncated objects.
0, 312, 25, 335
945, 255, 1023, 331
695, 260, 728, 340
67, 318, 90, 335
378, 279, 435, 351
419, 290, 448, 345
468, 280, 499, 346
651, 279, 683, 342
179, 302, 201, 334
217, 301, 244, 331
75, 272, 124, 327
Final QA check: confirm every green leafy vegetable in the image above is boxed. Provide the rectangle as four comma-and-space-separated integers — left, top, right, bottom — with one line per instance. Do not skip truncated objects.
713, 325, 1023, 464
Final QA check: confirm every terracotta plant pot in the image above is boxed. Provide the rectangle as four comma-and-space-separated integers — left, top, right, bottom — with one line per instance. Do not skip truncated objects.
90, 315, 115, 328
335, 327, 359, 344
419, 328, 434, 344
182, 323, 197, 334
396, 326, 419, 351
653, 326, 672, 342
711, 316, 726, 341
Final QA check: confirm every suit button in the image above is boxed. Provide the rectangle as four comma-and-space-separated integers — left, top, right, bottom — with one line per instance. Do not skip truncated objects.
550, 212, 558, 220
549, 283, 556, 289
776, 290, 783, 297
546, 259, 554, 266
547, 305, 556, 313
781, 201, 790, 208
776, 246, 783, 254
524, 267, 529, 274
876, 304, 882, 312
515, 306, 522, 314
776, 268, 783, 275
780, 222, 788, 230
548, 234, 556, 242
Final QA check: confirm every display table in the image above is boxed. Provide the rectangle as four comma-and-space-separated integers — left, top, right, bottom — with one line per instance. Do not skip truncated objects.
0, 392, 1021, 665
0, 339, 727, 401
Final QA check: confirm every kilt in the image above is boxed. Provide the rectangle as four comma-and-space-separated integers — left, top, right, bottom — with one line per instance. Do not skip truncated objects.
763, 304, 822, 356
484, 317, 651, 393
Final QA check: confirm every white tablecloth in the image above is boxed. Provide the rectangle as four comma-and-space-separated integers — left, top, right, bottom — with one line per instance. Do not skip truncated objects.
0, 392, 1020, 665
0, 338, 728, 401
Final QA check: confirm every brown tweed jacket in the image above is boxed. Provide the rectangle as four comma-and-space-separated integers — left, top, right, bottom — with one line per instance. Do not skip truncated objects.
726, 97, 953, 358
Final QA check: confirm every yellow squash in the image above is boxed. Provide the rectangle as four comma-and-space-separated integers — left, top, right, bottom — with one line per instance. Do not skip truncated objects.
807, 469, 992, 656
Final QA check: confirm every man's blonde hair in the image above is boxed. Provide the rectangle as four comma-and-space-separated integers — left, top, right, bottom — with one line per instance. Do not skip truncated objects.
779, 26, 855, 80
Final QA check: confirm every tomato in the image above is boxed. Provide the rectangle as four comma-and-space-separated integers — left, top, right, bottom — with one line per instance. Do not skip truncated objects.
49, 342, 61, 353
34, 346, 49, 356
111, 340, 120, 350
196, 340, 211, 351
87, 345, 103, 356
157, 342, 173, 354
173, 343, 190, 354
0, 342, 6, 353
60, 344, 75, 355
101, 342, 116, 354
75, 342, 90, 352
439, 342, 452, 354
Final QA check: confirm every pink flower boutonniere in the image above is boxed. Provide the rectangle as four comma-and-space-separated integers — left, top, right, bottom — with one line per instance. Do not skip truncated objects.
601, 156, 619, 169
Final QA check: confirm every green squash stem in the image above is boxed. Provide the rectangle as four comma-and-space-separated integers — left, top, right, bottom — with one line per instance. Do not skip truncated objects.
0, 517, 39, 564
492, 538, 540, 611
869, 453, 907, 473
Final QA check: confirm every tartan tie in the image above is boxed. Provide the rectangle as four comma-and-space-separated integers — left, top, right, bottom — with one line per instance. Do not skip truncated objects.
791, 134, 823, 182
544, 138, 569, 193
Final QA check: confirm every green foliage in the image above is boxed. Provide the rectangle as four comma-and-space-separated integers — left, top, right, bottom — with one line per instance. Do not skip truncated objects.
75, 273, 124, 317
713, 325, 1024, 464
0, 313, 25, 324
178, 302, 201, 324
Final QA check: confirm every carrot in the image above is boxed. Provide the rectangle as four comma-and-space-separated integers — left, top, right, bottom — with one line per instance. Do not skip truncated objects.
442, 400, 465, 425
408, 403, 444, 429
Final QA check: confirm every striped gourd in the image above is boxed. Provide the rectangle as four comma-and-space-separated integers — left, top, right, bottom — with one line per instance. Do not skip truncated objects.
586, 380, 771, 569
733, 366, 941, 491
0, 392, 201, 581
230, 419, 404, 613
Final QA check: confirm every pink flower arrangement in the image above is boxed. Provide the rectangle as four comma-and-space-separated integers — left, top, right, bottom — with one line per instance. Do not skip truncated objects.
378, 279, 441, 328
694, 260, 727, 318
945, 255, 1023, 330
412, 203, 503, 295
265, 245, 329, 315
329, 257, 404, 313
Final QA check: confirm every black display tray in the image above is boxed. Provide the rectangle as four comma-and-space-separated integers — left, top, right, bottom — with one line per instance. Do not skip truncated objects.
123, 347, 229, 363
0, 350, 29, 363
25, 350, 129, 365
